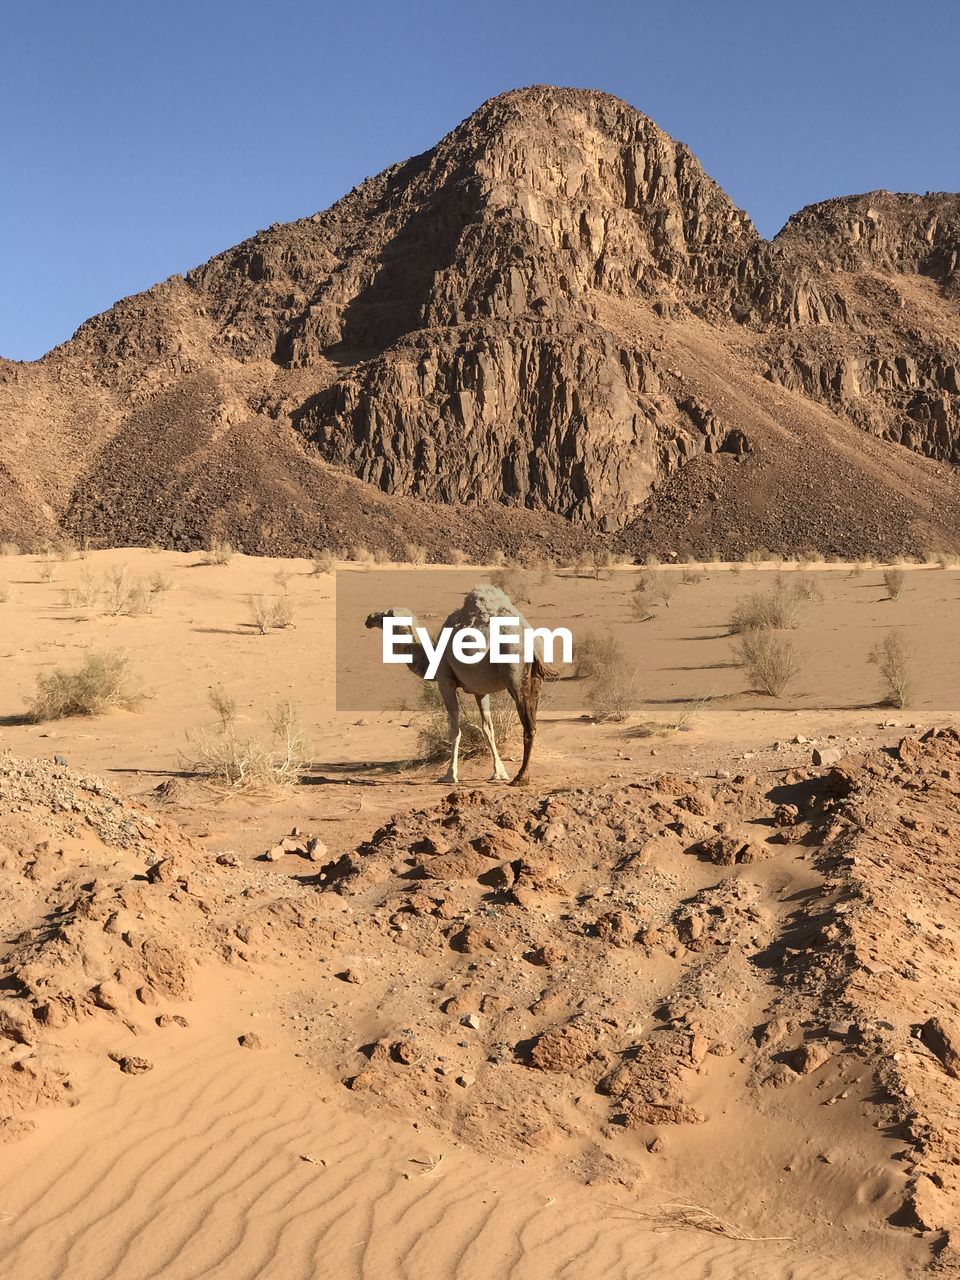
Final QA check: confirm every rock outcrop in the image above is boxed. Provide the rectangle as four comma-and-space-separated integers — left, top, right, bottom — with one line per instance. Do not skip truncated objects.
2, 86, 959, 557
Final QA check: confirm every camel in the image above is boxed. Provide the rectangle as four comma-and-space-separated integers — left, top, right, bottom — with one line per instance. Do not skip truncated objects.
365, 585, 557, 786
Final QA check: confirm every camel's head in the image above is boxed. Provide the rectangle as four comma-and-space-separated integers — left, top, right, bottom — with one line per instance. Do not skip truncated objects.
364, 607, 416, 631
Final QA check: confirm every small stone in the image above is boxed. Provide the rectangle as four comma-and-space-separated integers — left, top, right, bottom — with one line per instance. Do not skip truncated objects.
338, 968, 361, 984
110, 1054, 153, 1075
306, 837, 328, 862
263, 846, 285, 862
812, 747, 842, 767
238, 1033, 266, 1050
460, 1013, 480, 1030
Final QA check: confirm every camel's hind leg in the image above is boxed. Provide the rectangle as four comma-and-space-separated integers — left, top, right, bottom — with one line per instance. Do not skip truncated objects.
509, 667, 541, 787
475, 693, 509, 782
436, 674, 462, 784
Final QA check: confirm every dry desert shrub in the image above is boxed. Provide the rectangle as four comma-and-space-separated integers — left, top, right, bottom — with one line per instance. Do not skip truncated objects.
346, 543, 374, 566
63, 567, 168, 614
782, 572, 822, 603
0, 541, 19, 557
404, 542, 427, 565
491, 568, 532, 604
591, 548, 614, 579
414, 683, 517, 764
869, 630, 913, 708
61, 575, 102, 610
733, 630, 802, 697
311, 550, 335, 575
652, 571, 679, 607
631, 693, 714, 738
587, 642, 641, 722
729, 585, 804, 634
630, 588, 655, 623
38, 554, 57, 582
203, 538, 235, 566
208, 683, 238, 729
0, 583, 11, 604
102, 566, 156, 617
574, 631, 620, 680
448, 547, 468, 566
30, 650, 143, 721
186, 692, 308, 789
247, 594, 295, 633
883, 567, 906, 600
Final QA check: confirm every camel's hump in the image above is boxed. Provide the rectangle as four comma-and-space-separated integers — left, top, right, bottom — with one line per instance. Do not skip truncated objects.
443, 584, 530, 630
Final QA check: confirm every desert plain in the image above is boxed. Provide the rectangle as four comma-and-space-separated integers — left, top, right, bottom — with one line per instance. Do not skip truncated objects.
2, 548, 960, 1278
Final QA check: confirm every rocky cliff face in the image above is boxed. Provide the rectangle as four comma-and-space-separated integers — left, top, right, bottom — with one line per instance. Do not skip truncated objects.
2, 85, 959, 557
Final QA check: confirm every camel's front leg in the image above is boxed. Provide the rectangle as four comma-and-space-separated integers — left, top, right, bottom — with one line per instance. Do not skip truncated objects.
475, 693, 509, 782
436, 676, 461, 784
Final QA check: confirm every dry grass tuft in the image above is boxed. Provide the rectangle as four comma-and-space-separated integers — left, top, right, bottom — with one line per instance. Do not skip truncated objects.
883, 567, 906, 600
346, 544, 374, 566
311, 550, 335, 575
608, 1200, 791, 1242
203, 538, 235, 566
30, 650, 143, 721
0, 542, 20, 557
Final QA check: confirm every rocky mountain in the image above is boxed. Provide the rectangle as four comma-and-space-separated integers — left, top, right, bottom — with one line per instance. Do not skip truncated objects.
2, 85, 959, 558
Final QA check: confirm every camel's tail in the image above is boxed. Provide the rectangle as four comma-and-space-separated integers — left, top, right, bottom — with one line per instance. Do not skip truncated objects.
533, 654, 561, 681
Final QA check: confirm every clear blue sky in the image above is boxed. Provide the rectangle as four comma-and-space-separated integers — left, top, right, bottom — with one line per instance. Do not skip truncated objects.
3, 0, 958, 361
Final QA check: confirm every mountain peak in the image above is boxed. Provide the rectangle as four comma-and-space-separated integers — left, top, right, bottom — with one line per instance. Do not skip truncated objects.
2, 88, 959, 561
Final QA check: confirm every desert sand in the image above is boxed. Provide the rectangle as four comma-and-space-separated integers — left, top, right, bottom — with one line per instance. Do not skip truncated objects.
3, 549, 960, 1277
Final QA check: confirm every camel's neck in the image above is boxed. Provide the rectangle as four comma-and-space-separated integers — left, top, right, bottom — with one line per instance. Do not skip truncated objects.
409, 640, 432, 681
